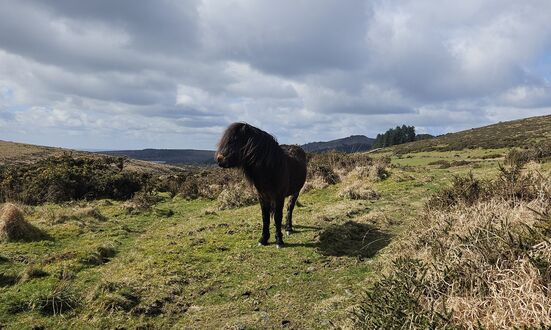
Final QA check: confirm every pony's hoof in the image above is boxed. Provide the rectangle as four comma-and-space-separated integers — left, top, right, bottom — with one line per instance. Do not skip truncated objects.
258, 241, 268, 246
276, 244, 284, 249
285, 230, 292, 236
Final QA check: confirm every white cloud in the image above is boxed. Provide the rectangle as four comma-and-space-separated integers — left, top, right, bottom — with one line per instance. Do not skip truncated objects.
0, 0, 550, 149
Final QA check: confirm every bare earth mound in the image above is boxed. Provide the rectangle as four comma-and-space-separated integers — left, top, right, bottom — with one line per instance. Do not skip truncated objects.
0, 203, 45, 242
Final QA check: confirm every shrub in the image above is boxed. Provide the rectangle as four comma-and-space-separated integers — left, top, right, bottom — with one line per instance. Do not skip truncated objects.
217, 183, 258, 210
427, 172, 487, 209
307, 165, 340, 185
351, 258, 455, 329
155, 174, 186, 198
0, 154, 149, 205
308, 151, 373, 174
505, 145, 551, 166
178, 180, 200, 200
164, 168, 244, 200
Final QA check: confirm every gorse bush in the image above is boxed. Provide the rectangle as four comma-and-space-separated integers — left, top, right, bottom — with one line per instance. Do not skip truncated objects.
307, 151, 373, 173
160, 168, 244, 200
351, 258, 456, 329
0, 154, 148, 205
428, 150, 549, 210
307, 165, 340, 185
504, 144, 551, 166
427, 172, 488, 209
0, 150, 385, 206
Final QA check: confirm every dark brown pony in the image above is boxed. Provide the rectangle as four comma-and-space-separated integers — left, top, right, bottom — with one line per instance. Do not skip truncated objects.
215, 122, 307, 248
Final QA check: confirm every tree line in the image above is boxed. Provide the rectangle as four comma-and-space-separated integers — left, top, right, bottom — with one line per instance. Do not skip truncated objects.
373, 125, 417, 148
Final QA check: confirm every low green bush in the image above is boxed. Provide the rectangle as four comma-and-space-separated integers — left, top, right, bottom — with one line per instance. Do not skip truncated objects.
0, 154, 149, 205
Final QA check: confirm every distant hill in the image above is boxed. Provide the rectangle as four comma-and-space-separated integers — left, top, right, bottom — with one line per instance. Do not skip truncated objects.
0, 140, 180, 175
302, 135, 375, 153
99, 149, 215, 165
393, 114, 551, 154
2, 114, 548, 167
101, 135, 376, 165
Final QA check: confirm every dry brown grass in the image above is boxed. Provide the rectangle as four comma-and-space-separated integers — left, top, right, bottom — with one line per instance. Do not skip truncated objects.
43, 206, 107, 225
368, 160, 390, 181
338, 182, 379, 201
0, 203, 46, 242
353, 159, 551, 329
217, 182, 258, 210
395, 174, 551, 329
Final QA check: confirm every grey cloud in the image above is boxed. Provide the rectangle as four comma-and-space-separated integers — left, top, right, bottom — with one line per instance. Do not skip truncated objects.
200, 0, 369, 76
0, 0, 550, 149
365, 1, 551, 102
28, 0, 202, 54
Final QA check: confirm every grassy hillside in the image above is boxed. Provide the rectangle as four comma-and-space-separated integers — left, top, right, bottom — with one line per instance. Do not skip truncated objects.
393, 114, 551, 153
2, 146, 549, 328
1, 115, 551, 328
0, 140, 182, 175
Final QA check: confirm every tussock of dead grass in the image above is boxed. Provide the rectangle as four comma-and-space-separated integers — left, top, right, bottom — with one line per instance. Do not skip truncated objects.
0, 203, 46, 242
368, 160, 390, 181
122, 191, 162, 214
338, 182, 379, 201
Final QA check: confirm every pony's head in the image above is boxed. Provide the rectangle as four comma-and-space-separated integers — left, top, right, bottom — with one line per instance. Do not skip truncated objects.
215, 122, 280, 169
215, 122, 250, 168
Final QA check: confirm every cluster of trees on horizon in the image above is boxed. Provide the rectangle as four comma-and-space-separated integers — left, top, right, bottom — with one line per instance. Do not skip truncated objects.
372, 125, 433, 148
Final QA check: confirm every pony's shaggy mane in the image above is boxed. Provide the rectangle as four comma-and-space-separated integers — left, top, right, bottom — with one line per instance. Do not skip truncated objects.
240, 125, 284, 169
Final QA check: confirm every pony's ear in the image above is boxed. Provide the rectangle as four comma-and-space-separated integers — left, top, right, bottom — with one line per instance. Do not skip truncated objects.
240, 123, 250, 135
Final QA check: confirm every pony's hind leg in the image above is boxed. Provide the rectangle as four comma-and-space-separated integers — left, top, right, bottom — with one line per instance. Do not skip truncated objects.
285, 193, 299, 235
274, 198, 285, 248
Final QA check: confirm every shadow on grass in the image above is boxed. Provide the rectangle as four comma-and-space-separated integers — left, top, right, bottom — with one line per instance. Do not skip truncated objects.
316, 221, 391, 258
291, 224, 321, 233
285, 221, 392, 258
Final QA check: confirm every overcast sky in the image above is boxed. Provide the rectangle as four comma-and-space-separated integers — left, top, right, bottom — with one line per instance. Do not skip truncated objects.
1, 0, 550, 150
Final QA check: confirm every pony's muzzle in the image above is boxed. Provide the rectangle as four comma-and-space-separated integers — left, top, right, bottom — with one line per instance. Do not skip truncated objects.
215, 152, 228, 167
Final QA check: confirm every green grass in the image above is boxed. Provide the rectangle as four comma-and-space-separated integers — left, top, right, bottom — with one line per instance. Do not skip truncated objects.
1, 149, 549, 329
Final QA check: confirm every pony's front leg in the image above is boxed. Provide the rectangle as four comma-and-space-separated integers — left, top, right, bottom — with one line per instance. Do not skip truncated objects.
274, 198, 285, 248
258, 199, 271, 246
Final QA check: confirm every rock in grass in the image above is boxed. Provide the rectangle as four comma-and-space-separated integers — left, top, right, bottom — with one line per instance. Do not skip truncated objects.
0, 203, 46, 242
